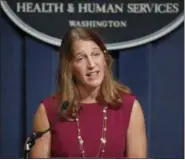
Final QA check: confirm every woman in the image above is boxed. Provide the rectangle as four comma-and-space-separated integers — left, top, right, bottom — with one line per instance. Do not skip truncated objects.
31, 27, 147, 158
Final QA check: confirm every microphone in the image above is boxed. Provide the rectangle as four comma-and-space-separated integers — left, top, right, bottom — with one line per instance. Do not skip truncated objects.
23, 101, 69, 158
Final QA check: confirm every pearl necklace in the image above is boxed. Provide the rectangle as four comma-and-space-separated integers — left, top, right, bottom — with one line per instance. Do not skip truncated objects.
75, 105, 108, 158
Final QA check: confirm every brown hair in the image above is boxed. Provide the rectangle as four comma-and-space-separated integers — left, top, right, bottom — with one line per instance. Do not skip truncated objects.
57, 27, 131, 116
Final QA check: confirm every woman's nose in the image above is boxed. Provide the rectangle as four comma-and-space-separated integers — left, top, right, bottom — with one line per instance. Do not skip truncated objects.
87, 57, 95, 69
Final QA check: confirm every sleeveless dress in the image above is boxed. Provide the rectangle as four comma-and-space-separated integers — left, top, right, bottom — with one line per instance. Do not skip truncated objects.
41, 92, 136, 158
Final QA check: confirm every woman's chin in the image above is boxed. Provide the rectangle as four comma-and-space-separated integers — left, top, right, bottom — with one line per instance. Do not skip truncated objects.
85, 82, 102, 89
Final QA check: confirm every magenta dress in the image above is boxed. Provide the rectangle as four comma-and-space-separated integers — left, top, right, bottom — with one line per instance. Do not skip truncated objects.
42, 92, 135, 158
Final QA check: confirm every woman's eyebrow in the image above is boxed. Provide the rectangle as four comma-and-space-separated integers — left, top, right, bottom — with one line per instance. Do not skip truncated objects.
92, 47, 100, 51
75, 51, 85, 57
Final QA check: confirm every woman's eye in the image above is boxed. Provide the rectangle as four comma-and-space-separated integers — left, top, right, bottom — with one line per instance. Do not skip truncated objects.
76, 56, 85, 62
76, 58, 83, 61
93, 53, 100, 56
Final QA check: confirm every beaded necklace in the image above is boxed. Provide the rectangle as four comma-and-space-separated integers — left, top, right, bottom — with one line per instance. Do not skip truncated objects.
75, 105, 108, 158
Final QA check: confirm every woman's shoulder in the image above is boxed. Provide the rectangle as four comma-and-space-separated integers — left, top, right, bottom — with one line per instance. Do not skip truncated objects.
41, 92, 61, 106
116, 91, 137, 113
39, 93, 61, 123
41, 95, 58, 105
40, 93, 61, 112
120, 91, 136, 103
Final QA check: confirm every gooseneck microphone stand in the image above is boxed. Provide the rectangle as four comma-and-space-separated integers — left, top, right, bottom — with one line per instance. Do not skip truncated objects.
23, 101, 69, 159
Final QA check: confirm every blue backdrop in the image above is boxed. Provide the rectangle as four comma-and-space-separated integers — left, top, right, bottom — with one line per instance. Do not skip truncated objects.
0, 10, 184, 158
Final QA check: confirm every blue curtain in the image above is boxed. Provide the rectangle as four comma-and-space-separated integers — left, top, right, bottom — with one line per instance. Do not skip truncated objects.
0, 11, 184, 158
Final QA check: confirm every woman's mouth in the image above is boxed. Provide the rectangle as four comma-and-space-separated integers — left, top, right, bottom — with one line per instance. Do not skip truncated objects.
86, 71, 100, 78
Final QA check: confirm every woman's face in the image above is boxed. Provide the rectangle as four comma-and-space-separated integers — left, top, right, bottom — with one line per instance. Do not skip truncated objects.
71, 40, 106, 90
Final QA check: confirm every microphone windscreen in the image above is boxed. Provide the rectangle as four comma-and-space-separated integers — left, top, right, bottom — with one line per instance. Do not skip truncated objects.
61, 101, 69, 110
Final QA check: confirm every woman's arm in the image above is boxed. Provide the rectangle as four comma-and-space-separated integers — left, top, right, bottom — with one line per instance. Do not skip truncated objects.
126, 100, 147, 158
31, 103, 51, 158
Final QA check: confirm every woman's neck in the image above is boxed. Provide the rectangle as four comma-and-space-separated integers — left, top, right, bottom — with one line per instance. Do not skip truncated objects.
77, 85, 100, 103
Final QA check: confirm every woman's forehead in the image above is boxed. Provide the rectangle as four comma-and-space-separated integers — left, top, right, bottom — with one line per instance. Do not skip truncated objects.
72, 40, 101, 54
